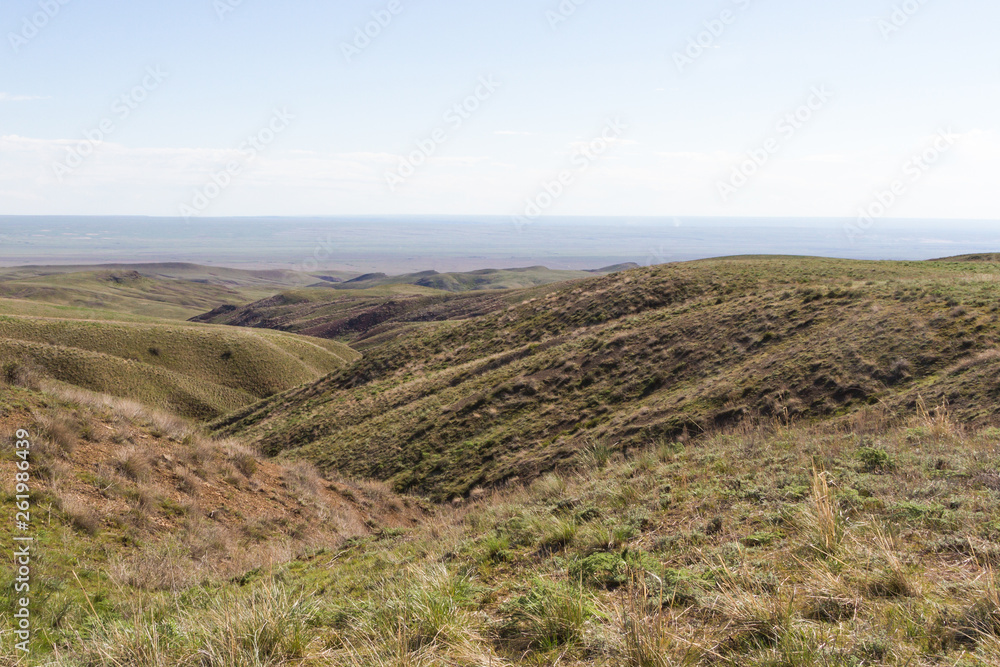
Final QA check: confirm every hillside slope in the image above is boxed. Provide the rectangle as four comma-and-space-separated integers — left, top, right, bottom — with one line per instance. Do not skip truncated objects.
191, 265, 637, 349
0, 311, 358, 419
0, 264, 333, 319
192, 285, 524, 350
324, 264, 638, 292
0, 382, 423, 656
215, 256, 1000, 499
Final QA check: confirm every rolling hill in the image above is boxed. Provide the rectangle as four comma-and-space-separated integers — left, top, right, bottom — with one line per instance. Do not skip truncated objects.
6, 255, 1000, 666
0, 310, 358, 419
192, 285, 519, 350
213, 256, 1000, 500
320, 264, 639, 291
191, 264, 639, 349
0, 264, 330, 319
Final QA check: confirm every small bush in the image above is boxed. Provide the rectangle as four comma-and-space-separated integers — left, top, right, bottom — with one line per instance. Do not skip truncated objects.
857, 446, 894, 473
803, 595, 858, 623
583, 440, 613, 469
570, 552, 628, 589
40, 414, 78, 457
3, 360, 42, 390
953, 597, 1000, 647
741, 531, 782, 548
176, 467, 200, 496
480, 533, 511, 563
531, 473, 567, 500
537, 517, 577, 553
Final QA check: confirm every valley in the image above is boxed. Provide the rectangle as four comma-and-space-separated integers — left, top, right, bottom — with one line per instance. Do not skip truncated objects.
1, 255, 1000, 665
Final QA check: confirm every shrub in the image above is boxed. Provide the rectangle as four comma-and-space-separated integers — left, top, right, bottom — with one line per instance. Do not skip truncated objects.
741, 531, 782, 548
857, 446, 894, 473
2, 360, 42, 390
570, 552, 628, 589
480, 533, 511, 563
536, 517, 577, 553
40, 414, 78, 457
950, 572, 1000, 647
583, 440, 613, 469
803, 595, 858, 623
953, 597, 1000, 647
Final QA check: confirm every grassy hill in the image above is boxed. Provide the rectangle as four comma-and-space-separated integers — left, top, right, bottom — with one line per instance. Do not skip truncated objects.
0, 264, 332, 320
191, 265, 639, 350
192, 285, 520, 350
0, 310, 358, 419
0, 382, 423, 660
4, 255, 1000, 665
214, 256, 1000, 500
323, 264, 639, 292
9, 390, 1000, 665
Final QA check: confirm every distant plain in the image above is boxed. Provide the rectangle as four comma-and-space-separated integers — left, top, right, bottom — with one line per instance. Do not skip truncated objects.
4, 216, 1000, 273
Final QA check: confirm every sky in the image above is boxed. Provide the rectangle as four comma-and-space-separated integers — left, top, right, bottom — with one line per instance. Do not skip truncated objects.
1, 0, 998, 220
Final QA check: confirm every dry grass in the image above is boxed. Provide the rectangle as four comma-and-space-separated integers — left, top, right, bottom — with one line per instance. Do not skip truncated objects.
20, 413, 1000, 666
111, 444, 152, 482
56, 493, 102, 536
222, 439, 259, 478
810, 467, 839, 555
283, 460, 322, 500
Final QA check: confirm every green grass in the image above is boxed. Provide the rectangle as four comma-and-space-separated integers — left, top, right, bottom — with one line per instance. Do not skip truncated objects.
11, 409, 1000, 665
0, 382, 416, 663
214, 256, 1000, 499
0, 309, 358, 419
4, 255, 1000, 665
0, 268, 286, 319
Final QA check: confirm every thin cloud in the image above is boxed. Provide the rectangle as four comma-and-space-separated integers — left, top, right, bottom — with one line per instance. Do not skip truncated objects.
0, 93, 50, 102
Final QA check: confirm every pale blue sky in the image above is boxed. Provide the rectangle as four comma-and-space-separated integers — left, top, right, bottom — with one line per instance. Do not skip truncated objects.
1, 0, 998, 219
